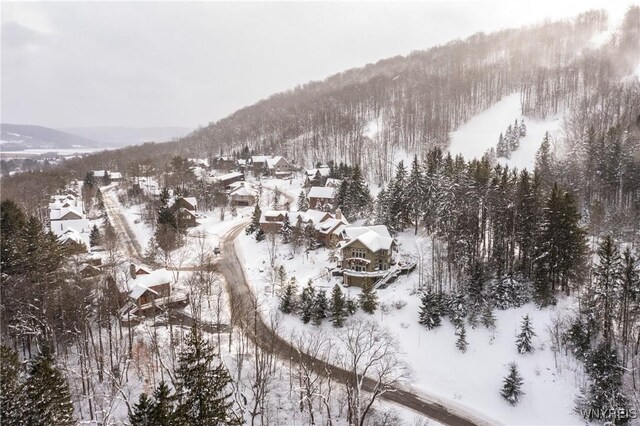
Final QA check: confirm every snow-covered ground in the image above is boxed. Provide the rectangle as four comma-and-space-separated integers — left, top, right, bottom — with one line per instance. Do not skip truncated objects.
448, 92, 564, 170
236, 228, 585, 425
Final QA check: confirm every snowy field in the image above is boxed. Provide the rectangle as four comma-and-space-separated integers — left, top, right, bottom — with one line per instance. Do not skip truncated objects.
236, 228, 585, 425
448, 92, 564, 170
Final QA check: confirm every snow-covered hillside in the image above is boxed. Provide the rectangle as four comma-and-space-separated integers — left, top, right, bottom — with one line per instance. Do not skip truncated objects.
448, 93, 564, 170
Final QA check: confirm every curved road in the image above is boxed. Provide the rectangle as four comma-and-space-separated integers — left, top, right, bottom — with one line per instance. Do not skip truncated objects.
218, 222, 495, 426
104, 182, 494, 425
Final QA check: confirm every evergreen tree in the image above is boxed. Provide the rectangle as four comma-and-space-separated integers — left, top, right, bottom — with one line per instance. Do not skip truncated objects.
83, 170, 96, 188
312, 289, 329, 326
456, 323, 468, 353
404, 155, 426, 234
0, 345, 26, 424
174, 326, 240, 425
255, 228, 265, 242
346, 298, 358, 315
300, 280, 316, 324
466, 261, 486, 316
296, 190, 309, 211
102, 171, 112, 186
577, 342, 629, 421
591, 236, 622, 344
280, 214, 293, 244
24, 345, 74, 426
0, 199, 27, 274
519, 119, 527, 137
534, 183, 587, 303
130, 393, 155, 426
335, 179, 349, 214
359, 281, 378, 314
500, 363, 524, 405
565, 317, 591, 361
245, 200, 261, 235
535, 132, 553, 190
418, 290, 443, 329
330, 284, 346, 327
389, 161, 408, 230
481, 302, 496, 330
516, 315, 536, 354
448, 291, 468, 327
279, 277, 298, 314
344, 165, 372, 220
375, 185, 391, 227
497, 133, 507, 157
150, 381, 176, 425
89, 224, 101, 247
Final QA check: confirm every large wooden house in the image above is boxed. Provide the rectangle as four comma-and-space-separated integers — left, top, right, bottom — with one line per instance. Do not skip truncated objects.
338, 225, 395, 287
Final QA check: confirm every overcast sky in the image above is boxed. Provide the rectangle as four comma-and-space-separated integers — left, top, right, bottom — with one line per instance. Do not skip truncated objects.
1, 1, 635, 129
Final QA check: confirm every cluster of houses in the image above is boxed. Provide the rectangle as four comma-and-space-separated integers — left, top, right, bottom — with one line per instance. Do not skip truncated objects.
48, 187, 93, 252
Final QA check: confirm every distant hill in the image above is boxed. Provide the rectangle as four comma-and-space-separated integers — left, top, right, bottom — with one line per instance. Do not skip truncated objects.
59, 126, 193, 147
0, 124, 103, 151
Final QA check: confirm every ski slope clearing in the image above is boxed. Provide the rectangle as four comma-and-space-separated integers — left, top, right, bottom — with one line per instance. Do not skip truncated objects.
448, 93, 564, 170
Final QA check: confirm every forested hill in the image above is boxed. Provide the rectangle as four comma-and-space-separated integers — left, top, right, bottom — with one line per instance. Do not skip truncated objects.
2, 8, 639, 214
181, 9, 636, 170
56, 9, 638, 182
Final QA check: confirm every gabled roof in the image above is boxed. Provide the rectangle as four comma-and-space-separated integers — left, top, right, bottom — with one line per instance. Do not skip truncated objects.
181, 197, 198, 209
341, 225, 394, 252
305, 167, 331, 177
214, 171, 243, 182
50, 206, 84, 221
266, 156, 288, 169
308, 186, 335, 199
251, 155, 271, 163
230, 184, 256, 197
50, 219, 92, 237
129, 268, 172, 300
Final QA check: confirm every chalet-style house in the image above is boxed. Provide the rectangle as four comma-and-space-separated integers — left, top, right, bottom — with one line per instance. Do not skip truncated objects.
259, 208, 348, 245
229, 182, 257, 206
211, 156, 236, 172
170, 197, 199, 228
338, 225, 396, 287
127, 268, 173, 312
304, 166, 331, 187
251, 155, 292, 177
50, 218, 92, 250
307, 186, 335, 211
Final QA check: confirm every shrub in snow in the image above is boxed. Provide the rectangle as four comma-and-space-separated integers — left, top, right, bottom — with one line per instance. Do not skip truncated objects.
501, 362, 524, 405
392, 299, 407, 310
516, 314, 536, 354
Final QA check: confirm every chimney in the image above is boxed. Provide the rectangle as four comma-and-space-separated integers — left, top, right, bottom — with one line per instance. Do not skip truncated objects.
129, 264, 137, 279
335, 208, 342, 220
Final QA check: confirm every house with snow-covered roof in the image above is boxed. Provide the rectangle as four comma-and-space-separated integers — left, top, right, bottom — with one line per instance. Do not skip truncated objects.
307, 186, 335, 211
304, 166, 331, 187
169, 196, 200, 228
338, 225, 396, 287
259, 208, 348, 245
229, 182, 257, 206
251, 155, 292, 177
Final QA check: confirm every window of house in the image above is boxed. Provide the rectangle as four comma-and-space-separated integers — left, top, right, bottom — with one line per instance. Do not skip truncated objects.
352, 248, 366, 258
354, 264, 365, 272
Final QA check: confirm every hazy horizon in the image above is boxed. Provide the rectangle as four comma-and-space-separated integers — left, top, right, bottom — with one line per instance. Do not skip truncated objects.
2, 1, 635, 129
